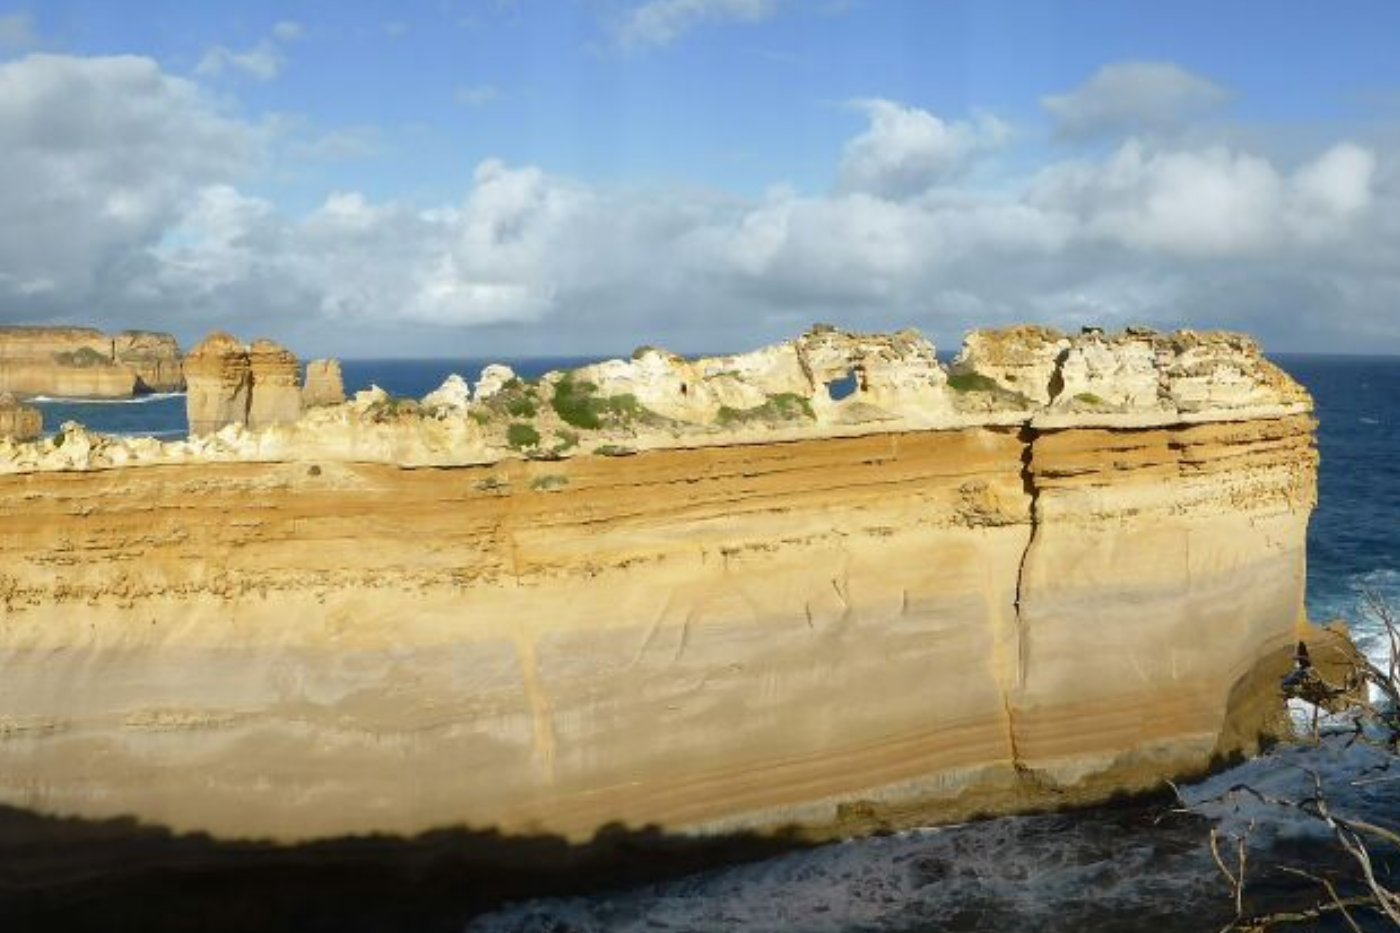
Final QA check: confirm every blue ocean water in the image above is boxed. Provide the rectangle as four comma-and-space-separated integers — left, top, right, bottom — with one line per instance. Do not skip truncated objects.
26, 354, 1400, 932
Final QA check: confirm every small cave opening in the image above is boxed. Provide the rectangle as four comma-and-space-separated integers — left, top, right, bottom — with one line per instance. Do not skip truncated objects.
826, 371, 858, 401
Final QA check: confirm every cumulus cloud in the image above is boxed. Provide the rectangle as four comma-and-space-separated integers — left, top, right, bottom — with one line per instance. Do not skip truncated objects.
1043, 61, 1230, 139
616, 0, 782, 49
0, 53, 1397, 354
197, 21, 306, 82
0, 10, 35, 52
837, 99, 1010, 198
0, 53, 261, 311
196, 39, 283, 81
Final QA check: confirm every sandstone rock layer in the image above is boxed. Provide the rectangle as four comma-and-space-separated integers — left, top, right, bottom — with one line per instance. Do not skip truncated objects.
0, 325, 1317, 844
0, 326, 182, 398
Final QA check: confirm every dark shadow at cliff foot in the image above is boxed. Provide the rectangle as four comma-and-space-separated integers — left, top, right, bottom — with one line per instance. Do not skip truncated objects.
0, 804, 814, 933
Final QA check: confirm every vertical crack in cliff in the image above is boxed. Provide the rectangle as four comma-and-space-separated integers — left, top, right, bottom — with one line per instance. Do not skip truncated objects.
1002, 422, 1042, 776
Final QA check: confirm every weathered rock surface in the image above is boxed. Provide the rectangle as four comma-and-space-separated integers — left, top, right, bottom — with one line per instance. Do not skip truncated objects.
247, 339, 302, 430
302, 359, 345, 408
185, 333, 302, 435
183, 332, 253, 436
0, 325, 1317, 846
0, 393, 41, 440
0, 325, 182, 398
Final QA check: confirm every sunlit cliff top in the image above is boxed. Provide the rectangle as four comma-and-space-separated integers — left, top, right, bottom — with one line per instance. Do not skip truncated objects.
0, 324, 1311, 474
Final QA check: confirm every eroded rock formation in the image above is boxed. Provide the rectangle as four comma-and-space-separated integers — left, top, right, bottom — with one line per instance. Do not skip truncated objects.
0, 393, 41, 440
0, 324, 1317, 846
0, 326, 182, 397
184, 333, 302, 435
302, 359, 345, 408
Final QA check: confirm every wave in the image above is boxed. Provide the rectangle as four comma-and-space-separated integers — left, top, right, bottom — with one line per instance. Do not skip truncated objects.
30, 391, 186, 405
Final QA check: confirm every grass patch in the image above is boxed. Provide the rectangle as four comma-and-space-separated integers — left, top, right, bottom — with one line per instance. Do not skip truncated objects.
551, 373, 643, 430
594, 444, 636, 457
946, 372, 1002, 393
530, 474, 570, 492
1074, 391, 1108, 406
53, 347, 110, 368
507, 422, 541, 450
716, 392, 815, 426
366, 396, 422, 422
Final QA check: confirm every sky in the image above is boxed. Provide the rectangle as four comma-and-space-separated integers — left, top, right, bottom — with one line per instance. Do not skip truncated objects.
2, 0, 1399, 357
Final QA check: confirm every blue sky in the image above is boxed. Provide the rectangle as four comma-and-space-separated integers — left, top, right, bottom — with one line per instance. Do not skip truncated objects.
2, 0, 1399, 355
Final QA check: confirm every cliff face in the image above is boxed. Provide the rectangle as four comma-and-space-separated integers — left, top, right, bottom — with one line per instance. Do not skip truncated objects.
0, 326, 1316, 843
0, 326, 183, 397
185, 333, 302, 435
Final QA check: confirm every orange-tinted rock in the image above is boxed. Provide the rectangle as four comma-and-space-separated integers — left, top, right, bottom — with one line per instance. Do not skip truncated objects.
183, 332, 252, 435
247, 339, 302, 430
302, 359, 345, 408
0, 392, 41, 440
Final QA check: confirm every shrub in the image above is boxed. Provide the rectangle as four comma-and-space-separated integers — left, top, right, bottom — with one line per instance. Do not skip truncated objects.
946, 372, 1001, 393
594, 444, 636, 457
53, 346, 110, 368
366, 396, 422, 422
551, 373, 642, 430
530, 474, 569, 491
507, 422, 541, 450
1074, 391, 1107, 406
716, 392, 815, 426
505, 394, 538, 418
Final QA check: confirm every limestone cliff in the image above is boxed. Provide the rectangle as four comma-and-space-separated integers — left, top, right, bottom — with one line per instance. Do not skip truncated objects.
303, 359, 346, 408
0, 325, 183, 398
0, 325, 1316, 845
185, 333, 302, 435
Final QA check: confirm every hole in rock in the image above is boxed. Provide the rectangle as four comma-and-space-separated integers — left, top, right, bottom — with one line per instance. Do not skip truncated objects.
827, 372, 858, 401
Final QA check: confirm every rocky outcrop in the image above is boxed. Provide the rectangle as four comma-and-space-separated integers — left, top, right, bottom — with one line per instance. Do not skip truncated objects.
112, 330, 184, 393
184, 334, 302, 435
0, 325, 1317, 846
246, 339, 302, 430
183, 332, 253, 436
0, 325, 182, 398
0, 393, 41, 440
302, 359, 345, 408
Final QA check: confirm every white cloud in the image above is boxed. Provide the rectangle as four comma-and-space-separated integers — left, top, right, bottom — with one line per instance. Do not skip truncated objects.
616, 0, 782, 49
272, 20, 303, 42
196, 39, 283, 81
0, 53, 261, 311
837, 99, 1010, 199
1043, 61, 1230, 139
0, 10, 35, 52
454, 83, 500, 106
0, 53, 1396, 354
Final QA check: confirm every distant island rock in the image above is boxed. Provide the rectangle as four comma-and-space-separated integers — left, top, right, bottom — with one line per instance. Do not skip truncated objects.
0, 324, 1321, 849
0, 325, 184, 398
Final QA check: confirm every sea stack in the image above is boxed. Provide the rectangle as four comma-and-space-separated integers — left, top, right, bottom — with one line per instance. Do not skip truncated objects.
302, 358, 346, 407
246, 339, 303, 430
184, 333, 303, 434
0, 392, 41, 440
183, 332, 253, 435
0, 325, 1318, 845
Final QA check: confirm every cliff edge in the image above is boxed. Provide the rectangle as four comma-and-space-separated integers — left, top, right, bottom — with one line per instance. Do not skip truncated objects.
0, 324, 1316, 845
0, 325, 184, 399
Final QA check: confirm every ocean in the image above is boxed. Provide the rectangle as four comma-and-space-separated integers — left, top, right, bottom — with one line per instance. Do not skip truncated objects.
27, 354, 1400, 932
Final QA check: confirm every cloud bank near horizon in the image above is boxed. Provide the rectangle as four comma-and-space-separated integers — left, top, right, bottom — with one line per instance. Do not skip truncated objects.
0, 50, 1397, 356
